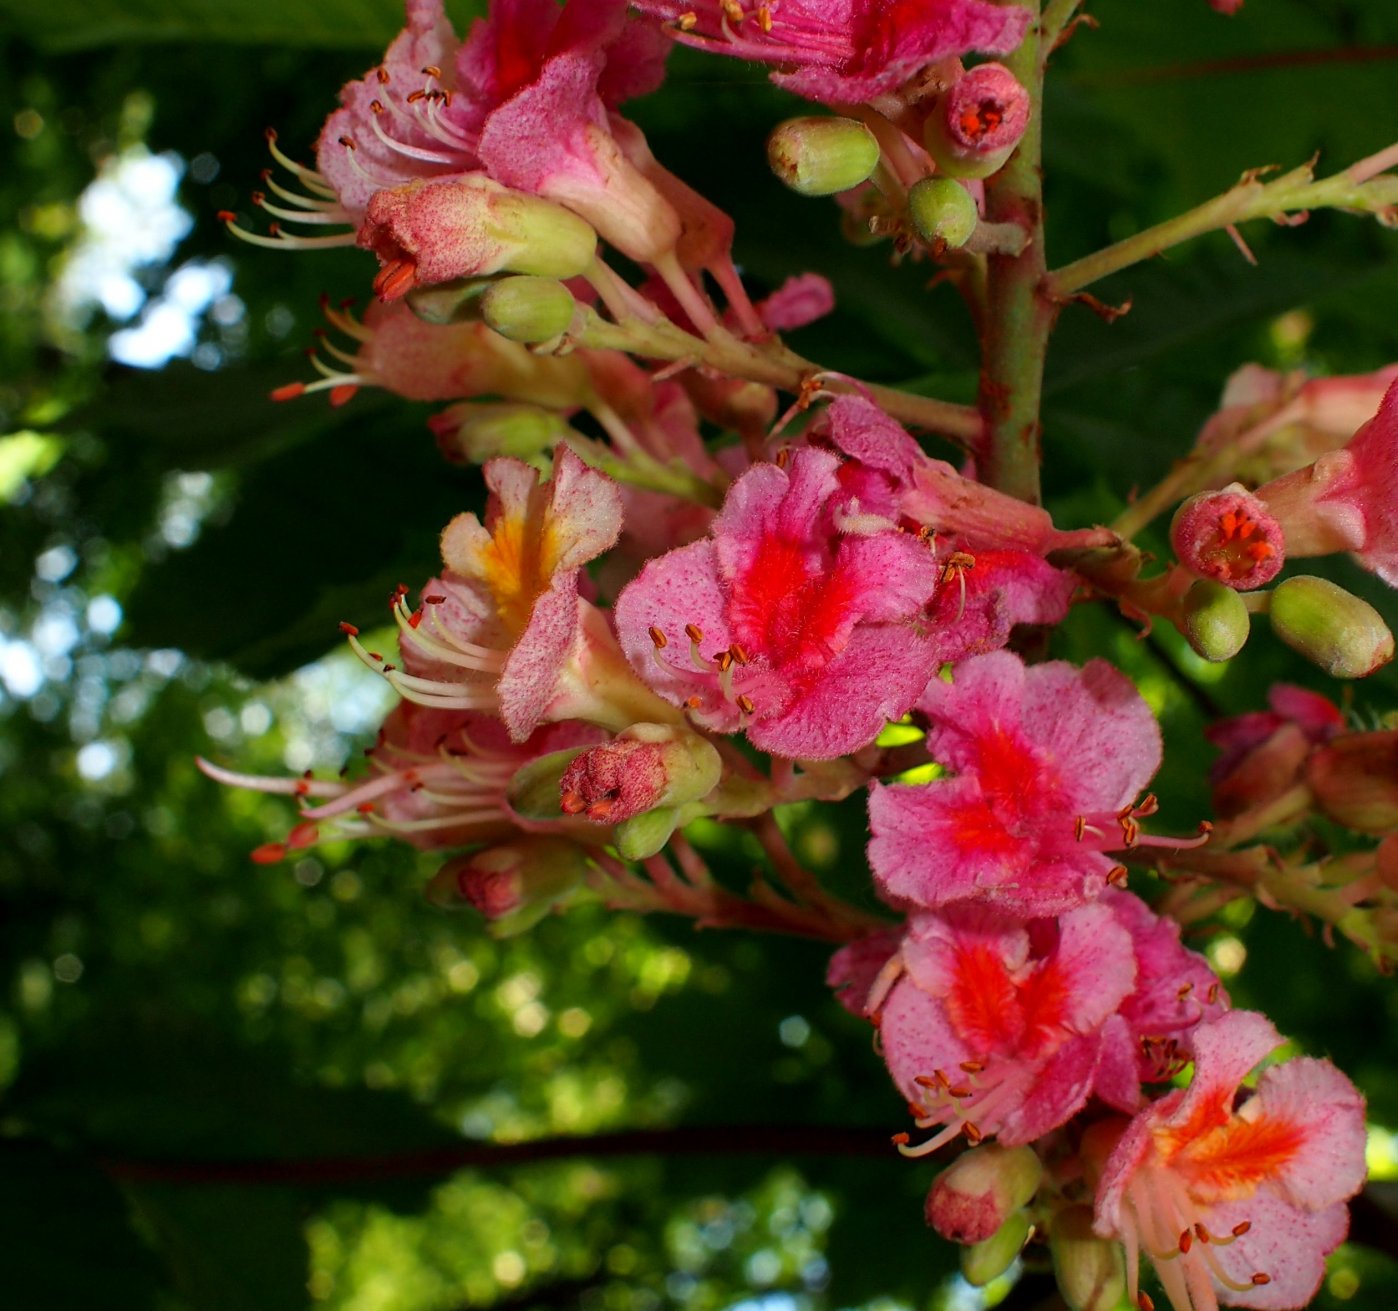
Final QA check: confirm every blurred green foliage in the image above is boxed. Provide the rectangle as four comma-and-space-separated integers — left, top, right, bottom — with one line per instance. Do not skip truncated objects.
3, 1, 1398, 1309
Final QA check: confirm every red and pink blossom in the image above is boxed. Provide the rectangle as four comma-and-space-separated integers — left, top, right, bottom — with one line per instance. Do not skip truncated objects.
614, 447, 942, 759
869, 652, 1169, 917
1091, 1010, 1367, 1311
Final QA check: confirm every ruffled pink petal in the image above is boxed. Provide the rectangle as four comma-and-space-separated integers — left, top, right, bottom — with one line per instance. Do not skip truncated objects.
879, 972, 975, 1100
774, 0, 1031, 104
498, 577, 581, 740
1199, 1194, 1349, 1310
1170, 1011, 1285, 1130
1245, 1057, 1368, 1211
756, 273, 835, 332
614, 538, 741, 731
995, 1029, 1101, 1145
746, 622, 937, 758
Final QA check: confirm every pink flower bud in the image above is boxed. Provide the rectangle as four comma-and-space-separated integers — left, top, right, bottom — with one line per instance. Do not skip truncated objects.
1169, 486, 1284, 590
559, 723, 721, 824
427, 837, 591, 934
925, 1144, 1043, 1245
359, 175, 597, 301
924, 62, 1030, 179
1306, 730, 1398, 834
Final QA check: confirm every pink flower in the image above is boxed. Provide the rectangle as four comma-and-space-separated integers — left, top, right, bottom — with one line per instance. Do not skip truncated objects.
634, 0, 1030, 106
1092, 1010, 1367, 1311
828, 891, 1227, 1148
869, 652, 1170, 917
838, 902, 1141, 1151
200, 701, 602, 861
1256, 378, 1398, 585
614, 447, 943, 759
315, 0, 667, 220
351, 448, 673, 741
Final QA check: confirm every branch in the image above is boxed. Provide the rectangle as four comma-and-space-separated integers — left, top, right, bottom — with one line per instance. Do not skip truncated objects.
1045, 147, 1398, 299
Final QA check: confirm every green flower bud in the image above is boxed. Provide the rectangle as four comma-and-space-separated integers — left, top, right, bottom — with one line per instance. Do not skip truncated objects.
767, 116, 881, 197
907, 177, 979, 249
1181, 577, 1251, 662
1049, 1205, 1126, 1311
1269, 575, 1395, 678
481, 276, 578, 343
435, 403, 575, 465
960, 1209, 1031, 1287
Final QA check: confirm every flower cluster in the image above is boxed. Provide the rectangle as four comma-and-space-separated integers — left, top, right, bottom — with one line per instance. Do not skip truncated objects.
202, 1, 1398, 1307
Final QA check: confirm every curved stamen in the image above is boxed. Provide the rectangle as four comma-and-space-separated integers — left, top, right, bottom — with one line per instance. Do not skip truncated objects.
264, 128, 337, 198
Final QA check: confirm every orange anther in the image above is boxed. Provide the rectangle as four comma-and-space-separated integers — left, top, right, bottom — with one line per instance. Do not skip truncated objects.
736, 694, 755, 715
684, 623, 704, 644
649, 625, 668, 649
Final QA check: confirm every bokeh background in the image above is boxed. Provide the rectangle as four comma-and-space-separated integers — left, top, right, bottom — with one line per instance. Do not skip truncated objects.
3, 1, 1398, 1307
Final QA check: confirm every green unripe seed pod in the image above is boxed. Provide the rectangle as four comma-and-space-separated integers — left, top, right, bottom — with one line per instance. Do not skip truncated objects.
767, 116, 881, 197
481, 276, 578, 343
960, 1209, 1031, 1287
907, 177, 979, 248
1269, 575, 1395, 678
1181, 577, 1251, 662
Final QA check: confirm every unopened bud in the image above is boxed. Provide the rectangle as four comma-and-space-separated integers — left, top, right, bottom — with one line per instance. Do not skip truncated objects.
426, 837, 590, 936
431, 402, 574, 465
1170, 486, 1284, 591
1049, 1205, 1127, 1311
767, 116, 881, 197
559, 724, 721, 826
1269, 575, 1395, 678
1181, 577, 1251, 662
960, 1209, 1031, 1287
481, 276, 578, 343
361, 175, 597, 300
908, 177, 979, 249
1307, 730, 1398, 833
924, 63, 1030, 179
926, 1143, 1043, 1244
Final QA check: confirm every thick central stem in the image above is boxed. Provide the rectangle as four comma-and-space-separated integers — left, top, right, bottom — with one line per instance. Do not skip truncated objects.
978, 3, 1053, 505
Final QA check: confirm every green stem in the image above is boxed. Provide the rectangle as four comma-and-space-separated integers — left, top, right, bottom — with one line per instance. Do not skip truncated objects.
1046, 150, 1398, 298
978, 3, 1053, 504
569, 306, 982, 446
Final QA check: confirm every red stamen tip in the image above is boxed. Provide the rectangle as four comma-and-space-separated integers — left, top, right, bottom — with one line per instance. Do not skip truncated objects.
338, 621, 360, 636
251, 842, 288, 865
270, 382, 306, 402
